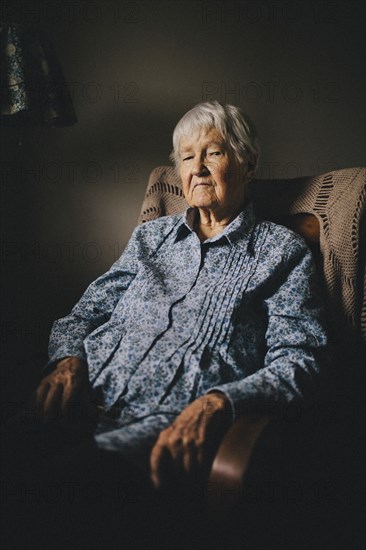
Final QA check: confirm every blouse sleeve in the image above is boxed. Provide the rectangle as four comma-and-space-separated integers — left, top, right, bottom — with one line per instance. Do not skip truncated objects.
207, 238, 328, 420
45, 225, 142, 369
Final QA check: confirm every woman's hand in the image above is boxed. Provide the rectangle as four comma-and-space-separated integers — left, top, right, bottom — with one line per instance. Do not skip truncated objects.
150, 392, 232, 490
32, 356, 92, 423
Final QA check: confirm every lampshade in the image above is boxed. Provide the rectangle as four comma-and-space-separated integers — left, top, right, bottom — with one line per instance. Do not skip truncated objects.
0, 22, 77, 126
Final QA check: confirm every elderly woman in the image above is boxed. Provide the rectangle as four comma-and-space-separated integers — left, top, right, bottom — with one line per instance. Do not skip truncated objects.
33, 101, 327, 490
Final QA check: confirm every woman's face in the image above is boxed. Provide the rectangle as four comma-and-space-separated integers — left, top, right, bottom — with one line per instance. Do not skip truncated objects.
179, 127, 252, 217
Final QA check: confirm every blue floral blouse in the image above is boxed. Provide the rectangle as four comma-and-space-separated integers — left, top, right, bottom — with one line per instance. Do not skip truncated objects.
47, 202, 327, 467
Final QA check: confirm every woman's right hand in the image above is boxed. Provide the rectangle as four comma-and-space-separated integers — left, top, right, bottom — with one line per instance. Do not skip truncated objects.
32, 356, 92, 423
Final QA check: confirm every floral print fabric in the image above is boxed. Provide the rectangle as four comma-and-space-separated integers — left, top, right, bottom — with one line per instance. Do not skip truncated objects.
47, 202, 327, 464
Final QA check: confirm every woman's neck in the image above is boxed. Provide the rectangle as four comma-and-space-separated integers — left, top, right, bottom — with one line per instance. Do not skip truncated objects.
194, 205, 244, 242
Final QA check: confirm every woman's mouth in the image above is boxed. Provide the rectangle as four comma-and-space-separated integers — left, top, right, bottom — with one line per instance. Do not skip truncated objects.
194, 182, 211, 188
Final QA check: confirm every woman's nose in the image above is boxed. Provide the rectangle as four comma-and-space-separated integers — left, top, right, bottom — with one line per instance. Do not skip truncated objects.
192, 159, 209, 176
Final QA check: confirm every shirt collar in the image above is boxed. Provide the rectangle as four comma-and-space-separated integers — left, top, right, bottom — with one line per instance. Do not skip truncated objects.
175, 201, 257, 245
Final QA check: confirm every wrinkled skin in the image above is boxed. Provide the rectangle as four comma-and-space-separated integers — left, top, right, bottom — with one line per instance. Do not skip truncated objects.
32, 356, 93, 424
150, 392, 232, 489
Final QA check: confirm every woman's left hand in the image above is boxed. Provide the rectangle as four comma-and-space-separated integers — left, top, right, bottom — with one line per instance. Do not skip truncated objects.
150, 392, 232, 489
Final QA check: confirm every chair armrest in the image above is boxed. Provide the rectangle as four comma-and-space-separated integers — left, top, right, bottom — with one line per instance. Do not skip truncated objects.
206, 415, 270, 518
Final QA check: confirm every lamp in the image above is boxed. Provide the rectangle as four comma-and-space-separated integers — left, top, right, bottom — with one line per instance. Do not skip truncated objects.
0, 22, 77, 127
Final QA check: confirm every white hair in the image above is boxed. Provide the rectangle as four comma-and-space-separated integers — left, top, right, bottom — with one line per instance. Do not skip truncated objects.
169, 101, 260, 175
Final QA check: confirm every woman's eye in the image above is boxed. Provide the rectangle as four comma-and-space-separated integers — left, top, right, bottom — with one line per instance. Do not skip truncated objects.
182, 156, 193, 161
208, 151, 221, 156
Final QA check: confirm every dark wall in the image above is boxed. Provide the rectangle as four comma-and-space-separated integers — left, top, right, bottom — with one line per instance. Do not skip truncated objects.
1, 0, 365, 395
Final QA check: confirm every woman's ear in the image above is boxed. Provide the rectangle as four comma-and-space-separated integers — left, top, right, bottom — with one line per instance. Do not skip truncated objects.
243, 155, 256, 183
243, 167, 252, 182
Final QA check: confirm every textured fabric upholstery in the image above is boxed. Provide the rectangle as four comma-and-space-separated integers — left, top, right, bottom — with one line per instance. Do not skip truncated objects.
138, 166, 366, 353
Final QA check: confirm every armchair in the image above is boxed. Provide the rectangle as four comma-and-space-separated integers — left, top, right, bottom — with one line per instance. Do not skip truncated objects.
139, 166, 365, 548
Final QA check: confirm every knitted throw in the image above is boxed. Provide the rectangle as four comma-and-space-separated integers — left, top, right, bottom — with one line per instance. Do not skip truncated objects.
138, 166, 366, 352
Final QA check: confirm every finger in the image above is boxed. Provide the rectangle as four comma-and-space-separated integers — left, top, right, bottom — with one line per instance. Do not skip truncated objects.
32, 381, 52, 421
173, 425, 210, 475
196, 442, 214, 476
43, 383, 63, 422
150, 442, 173, 489
60, 378, 84, 417
150, 441, 165, 488
165, 435, 182, 463
163, 429, 197, 484
33, 379, 50, 407
181, 438, 198, 476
